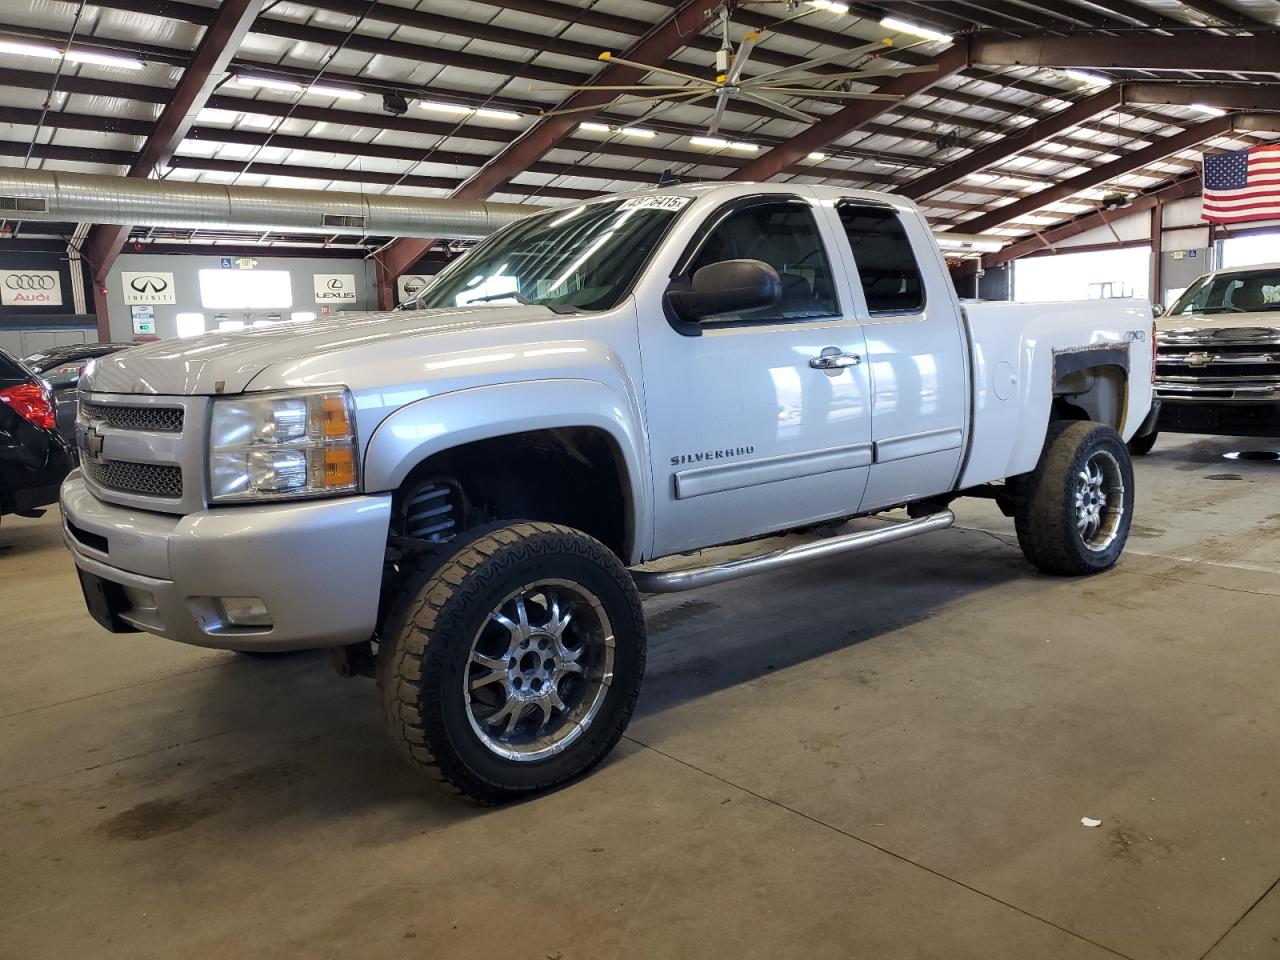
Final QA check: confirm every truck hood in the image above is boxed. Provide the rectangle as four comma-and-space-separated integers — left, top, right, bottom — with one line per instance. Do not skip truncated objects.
82, 304, 560, 395
1157, 310, 1280, 340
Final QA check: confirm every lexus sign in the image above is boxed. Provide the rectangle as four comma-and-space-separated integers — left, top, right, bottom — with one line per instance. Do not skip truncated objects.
0, 270, 63, 307
121, 271, 176, 305
314, 273, 357, 303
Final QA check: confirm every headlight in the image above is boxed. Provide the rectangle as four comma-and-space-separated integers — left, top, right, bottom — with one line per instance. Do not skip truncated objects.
209, 387, 360, 503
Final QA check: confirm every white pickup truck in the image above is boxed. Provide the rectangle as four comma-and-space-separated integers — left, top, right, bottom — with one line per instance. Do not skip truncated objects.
62, 183, 1156, 802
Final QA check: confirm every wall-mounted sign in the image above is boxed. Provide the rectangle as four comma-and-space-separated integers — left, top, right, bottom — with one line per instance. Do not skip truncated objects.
236, 258, 258, 270
397, 274, 431, 305
121, 271, 176, 305
314, 273, 357, 303
130, 304, 156, 335
0, 269, 63, 307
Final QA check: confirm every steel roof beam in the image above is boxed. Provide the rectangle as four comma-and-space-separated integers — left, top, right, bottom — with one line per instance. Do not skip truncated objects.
899, 86, 1124, 200
378, 0, 706, 282
954, 114, 1234, 235
1126, 83, 1280, 112
81, 0, 263, 306
971, 33, 1280, 72
979, 174, 1203, 268
729, 43, 970, 184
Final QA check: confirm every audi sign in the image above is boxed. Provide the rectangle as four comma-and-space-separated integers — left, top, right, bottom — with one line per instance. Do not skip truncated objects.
121, 270, 177, 305
0, 270, 63, 307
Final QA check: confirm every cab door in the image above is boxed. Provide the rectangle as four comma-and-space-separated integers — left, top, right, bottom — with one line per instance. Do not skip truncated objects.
637, 194, 873, 557
820, 199, 969, 510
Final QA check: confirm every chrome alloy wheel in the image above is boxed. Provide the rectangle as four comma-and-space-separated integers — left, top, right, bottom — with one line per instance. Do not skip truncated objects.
1074, 449, 1125, 552
464, 580, 615, 762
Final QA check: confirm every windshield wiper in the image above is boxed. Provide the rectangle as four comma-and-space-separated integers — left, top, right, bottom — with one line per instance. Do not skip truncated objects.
466, 291, 533, 305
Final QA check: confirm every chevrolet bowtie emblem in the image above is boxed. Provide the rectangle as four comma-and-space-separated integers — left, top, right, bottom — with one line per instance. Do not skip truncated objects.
1186, 352, 1212, 367
83, 423, 105, 461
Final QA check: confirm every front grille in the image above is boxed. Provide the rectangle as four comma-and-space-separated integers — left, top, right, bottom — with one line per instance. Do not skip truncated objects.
80, 401, 184, 433
83, 459, 183, 498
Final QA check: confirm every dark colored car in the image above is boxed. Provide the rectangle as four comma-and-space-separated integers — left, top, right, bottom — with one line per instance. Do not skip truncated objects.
0, 348, 75, 522
23, 343, 134, 444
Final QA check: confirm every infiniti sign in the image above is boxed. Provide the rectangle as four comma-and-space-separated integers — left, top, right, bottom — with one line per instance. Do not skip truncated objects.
121, 270, 177, 305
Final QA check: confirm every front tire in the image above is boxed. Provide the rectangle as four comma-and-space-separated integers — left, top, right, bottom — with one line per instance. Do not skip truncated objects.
378, 522, 646, 803
1011, 421, 1134, 576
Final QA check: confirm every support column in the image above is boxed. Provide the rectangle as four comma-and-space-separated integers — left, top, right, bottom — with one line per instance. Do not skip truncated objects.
1150, 202, 1164, 307
92, 282, 111, 343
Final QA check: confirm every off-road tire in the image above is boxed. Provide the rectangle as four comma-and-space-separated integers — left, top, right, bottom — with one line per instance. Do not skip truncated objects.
377, 521, 646, 803
1010, 420, 1134, 576
1127, 430, 1158, 456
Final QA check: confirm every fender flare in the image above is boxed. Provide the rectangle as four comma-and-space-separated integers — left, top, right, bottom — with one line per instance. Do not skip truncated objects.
361, 377, 651, 561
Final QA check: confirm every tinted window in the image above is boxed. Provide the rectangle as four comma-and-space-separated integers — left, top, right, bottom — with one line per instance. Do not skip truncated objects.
688, 201, 838, 322
1168, 267, 1280, 316
412, 197, 683, 313
0, 348, 34, 383
837, 203, 924, 315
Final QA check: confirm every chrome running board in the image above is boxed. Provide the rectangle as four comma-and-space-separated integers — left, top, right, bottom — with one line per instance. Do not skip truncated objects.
630, 510, 955, 594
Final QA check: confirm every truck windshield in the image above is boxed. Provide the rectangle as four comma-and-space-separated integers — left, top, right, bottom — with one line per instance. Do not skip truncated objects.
1168, 267, 1280, 316
403, 197, 686, 313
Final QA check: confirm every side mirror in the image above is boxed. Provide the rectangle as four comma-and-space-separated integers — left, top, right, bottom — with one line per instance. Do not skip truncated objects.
665, 258, 781, 325
1151, 303, 1164, 319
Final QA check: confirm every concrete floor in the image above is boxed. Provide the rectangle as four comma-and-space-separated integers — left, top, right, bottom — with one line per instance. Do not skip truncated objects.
3, 432, 1280, 960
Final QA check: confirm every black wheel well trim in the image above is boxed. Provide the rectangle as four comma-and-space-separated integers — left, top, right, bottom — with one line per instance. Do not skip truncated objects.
390, 425, 636, 560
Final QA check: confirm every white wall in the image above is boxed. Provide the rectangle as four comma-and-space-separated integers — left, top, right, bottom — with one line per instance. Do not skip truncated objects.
103, 253, 380, 341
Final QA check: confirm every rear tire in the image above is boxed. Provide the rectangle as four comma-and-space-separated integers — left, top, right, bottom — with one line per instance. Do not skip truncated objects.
377, 521, 646, 803
1127, 430, 1158, 456
1011, 421, 1134, 576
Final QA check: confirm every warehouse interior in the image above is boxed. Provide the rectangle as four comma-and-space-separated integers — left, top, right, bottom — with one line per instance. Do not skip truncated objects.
2, 1, 1280, 958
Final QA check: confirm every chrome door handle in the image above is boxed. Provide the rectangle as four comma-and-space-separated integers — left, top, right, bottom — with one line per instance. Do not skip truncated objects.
809, 351, 861, 370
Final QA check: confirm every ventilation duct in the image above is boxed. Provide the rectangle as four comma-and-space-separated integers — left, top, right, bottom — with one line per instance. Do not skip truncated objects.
0, 170, 537, 239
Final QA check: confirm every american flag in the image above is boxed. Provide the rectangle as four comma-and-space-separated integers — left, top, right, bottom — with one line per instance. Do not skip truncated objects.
1202, 143, 1280, 224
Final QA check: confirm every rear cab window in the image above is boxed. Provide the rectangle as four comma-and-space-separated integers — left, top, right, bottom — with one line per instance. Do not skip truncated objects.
836, 202, 925, 316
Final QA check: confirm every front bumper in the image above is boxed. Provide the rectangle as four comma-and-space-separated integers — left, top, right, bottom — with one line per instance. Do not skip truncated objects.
60, 473, 392, 651
1156, 397, 1280, 438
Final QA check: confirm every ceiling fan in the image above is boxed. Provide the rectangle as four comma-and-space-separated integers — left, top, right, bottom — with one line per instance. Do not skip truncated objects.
531, 1, 938, 136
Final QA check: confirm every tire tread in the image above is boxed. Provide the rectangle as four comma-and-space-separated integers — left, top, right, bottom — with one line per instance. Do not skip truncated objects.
377, 521, 645, 803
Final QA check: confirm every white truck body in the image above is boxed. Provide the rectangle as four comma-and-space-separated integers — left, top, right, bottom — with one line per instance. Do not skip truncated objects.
62, 183, 1155, 652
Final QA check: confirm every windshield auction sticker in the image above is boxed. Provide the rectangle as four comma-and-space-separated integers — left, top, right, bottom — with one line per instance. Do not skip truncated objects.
619, 195, 692, 211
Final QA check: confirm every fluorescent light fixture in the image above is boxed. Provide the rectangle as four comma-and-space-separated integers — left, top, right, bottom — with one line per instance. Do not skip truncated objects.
64, 49, 144, 69
728, 141, 758, 152
475, 107, 521, 120
690, 135, 729, 149
421, 100, 473, 115
879, 16, 952, 43
807, 152, 827, 161
307, 84, 363, 100
0, 40, 60, 59
579, 121, 611, 133
1188, 102, 1226, 117
808, 0, 850, 12
236, 75, 303, 92
1064, 69, 1110, 87
620, 127, 656, 138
